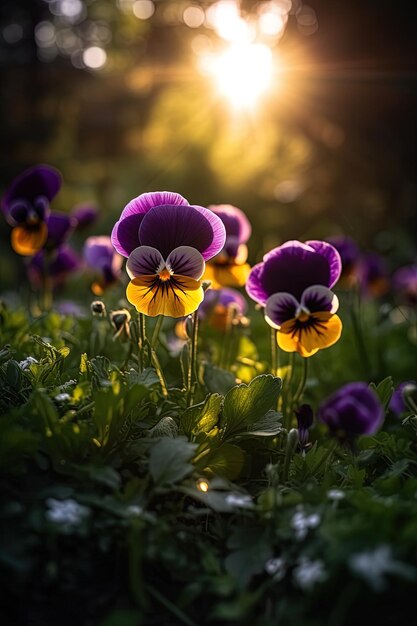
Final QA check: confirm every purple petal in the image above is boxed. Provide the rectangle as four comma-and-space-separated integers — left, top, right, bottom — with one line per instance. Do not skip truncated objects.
200, 288, 247, 318
126, 246, 164, 279
306, 240, 342, 288
209, 204, 251, 244
166, 246, 205, 280
262, 241, 332, 302
84, 236, 115, 270
301, 285, 339, 314
45, 213, 76, 250
318, 382, 384, 436
28, 245, 80, 287
71, 204, 99, 228
265, 292, 299, 328
2, 165, 61, 216
111, 191, 189, 258
246, 262, 269, 305
326, 236, 360, 268
138, 204, 226, 261
120, 191, 189, 220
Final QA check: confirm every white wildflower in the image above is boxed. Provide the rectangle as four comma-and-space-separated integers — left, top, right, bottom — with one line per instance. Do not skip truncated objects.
46, 498, 89, 526
349, 544, 415, 592
265, 557, 286, 580
54, 393, 71, 402
291, 508, 321, 541
126, 505, 143, 517
225, 493, 253, 508
293, 558, 326, 590
18, 357, 38, 370
327, 489, 345, 501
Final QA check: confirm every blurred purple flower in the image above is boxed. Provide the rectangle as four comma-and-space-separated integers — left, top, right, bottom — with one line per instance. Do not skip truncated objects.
199, 287, 248, 330
389, 381, 417, 415
44, 212, 76, 251
392, 264, 417, 306
318, 382, 384, 436
209, 204, 251, 258
2, 165, 62, 256
111, 191, 225, 260
84, 236, 123, 296
327, 235, 360, 287
358, 252, 390, 298
71, 204, 99, 230
28, 245, 81, 289
246, 240, 341, 305
295, 404, 314, 449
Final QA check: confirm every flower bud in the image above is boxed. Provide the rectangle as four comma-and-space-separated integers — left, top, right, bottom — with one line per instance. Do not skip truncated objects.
90, 300, 106, 317
110, 308, 131, 341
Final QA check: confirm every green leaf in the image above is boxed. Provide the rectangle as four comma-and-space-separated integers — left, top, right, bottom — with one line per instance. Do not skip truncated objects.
181, 393, 223, 437
222, 374, 282, 437
203, 362, 237, 395
369, 376, 394, 412
100, 609, 142, 626
149, 437, 197, 486
234, 410, 283, 438
4, 360, 22, 389
225, 528, 272, 587
202, 443, 245, 479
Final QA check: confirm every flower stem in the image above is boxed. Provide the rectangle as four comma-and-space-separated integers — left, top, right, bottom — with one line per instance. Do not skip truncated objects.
282, 352, 295, 430
137, 313, 147, 372
187, 310, 199, 407
270, 327, 277, 377
292, 357, 309, 409
151, 315, 164, 348
150, 347, 169, 397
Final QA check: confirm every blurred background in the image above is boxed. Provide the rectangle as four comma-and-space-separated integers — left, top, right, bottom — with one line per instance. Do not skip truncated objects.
1, 0, 416, 291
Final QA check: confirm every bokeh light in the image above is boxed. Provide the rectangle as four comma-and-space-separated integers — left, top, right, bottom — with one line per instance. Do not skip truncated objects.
132, 0, 155, 20
82, 45, 107, 69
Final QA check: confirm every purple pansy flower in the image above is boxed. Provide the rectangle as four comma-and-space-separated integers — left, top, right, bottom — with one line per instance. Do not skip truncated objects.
44, 212, 76, 251
199, 287, 248, 330
2, 165, 62, 256
112, 191, 226, 318
392, 264, 417, 307
28, 245, 81, 288
358, 252, 390, 298
111, 191, 225, 260
246, 240, 341, 305
327, 235, 360, 286
246, 241, 342, 357
389, 381, 417, 416
318, 382, 384, 436
204, 204, 252, 288
84, 235, 123, 296
71, 204, 99, 230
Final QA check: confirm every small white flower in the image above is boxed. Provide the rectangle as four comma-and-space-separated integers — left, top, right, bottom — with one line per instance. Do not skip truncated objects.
265, 557, 286, 580
54, 393, 71, 402
57, 379, 77, 391
225, 493, 253, 508
18, 357, 38, 370
291, 508, 321, 541
126, 505, 143, 517
46, 498, 89, 526
293, 558, 326, 590
327, 489, 345, 501
349, 545, 415, 591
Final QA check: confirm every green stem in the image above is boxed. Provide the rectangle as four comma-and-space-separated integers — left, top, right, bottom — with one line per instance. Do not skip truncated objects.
151, 315, 164, 348
187, 311, 199, 407
146, 584, 197, 626
282, 352, 295, 430
270, 327, 277, 377
292, 357, 309, 409
150, 348, 169, 397
138, 313, 147, 372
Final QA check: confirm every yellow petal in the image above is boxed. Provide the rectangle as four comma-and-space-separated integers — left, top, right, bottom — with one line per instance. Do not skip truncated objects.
11, 223, 48, 256
126, 274, 204, 318
278, 313, 342, 358
203, 262, 251, 289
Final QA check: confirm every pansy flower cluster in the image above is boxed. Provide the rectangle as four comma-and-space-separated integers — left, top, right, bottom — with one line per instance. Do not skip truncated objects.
246, 240, 342, 357
111, 191, 226, 317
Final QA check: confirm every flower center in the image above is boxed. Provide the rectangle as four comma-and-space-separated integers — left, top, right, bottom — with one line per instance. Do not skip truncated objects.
158, 267, 172, 282
295, 305, 310, 323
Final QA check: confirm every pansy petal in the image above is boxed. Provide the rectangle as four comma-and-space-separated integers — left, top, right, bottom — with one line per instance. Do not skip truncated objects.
84, 236, 115, 270
126, 274, 204, 317
203, 262, 251, 289
246, 262, 269, 305
301, 285, 339, 314
111, 213, 144, 257
261, 241, 332, 301
265, 292, 299, 328
120, 191, 189, 220
11, 223, 48, 256
139, 204, 226, 261
298, 313, 342, 354
2, 165, 61, 215
209, 204, 252, 244
45, 213, 75, 249
126, 246, 164, 279
277, 330, 319, 358
166, 246, 205, 280
306, 240, 342, 288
